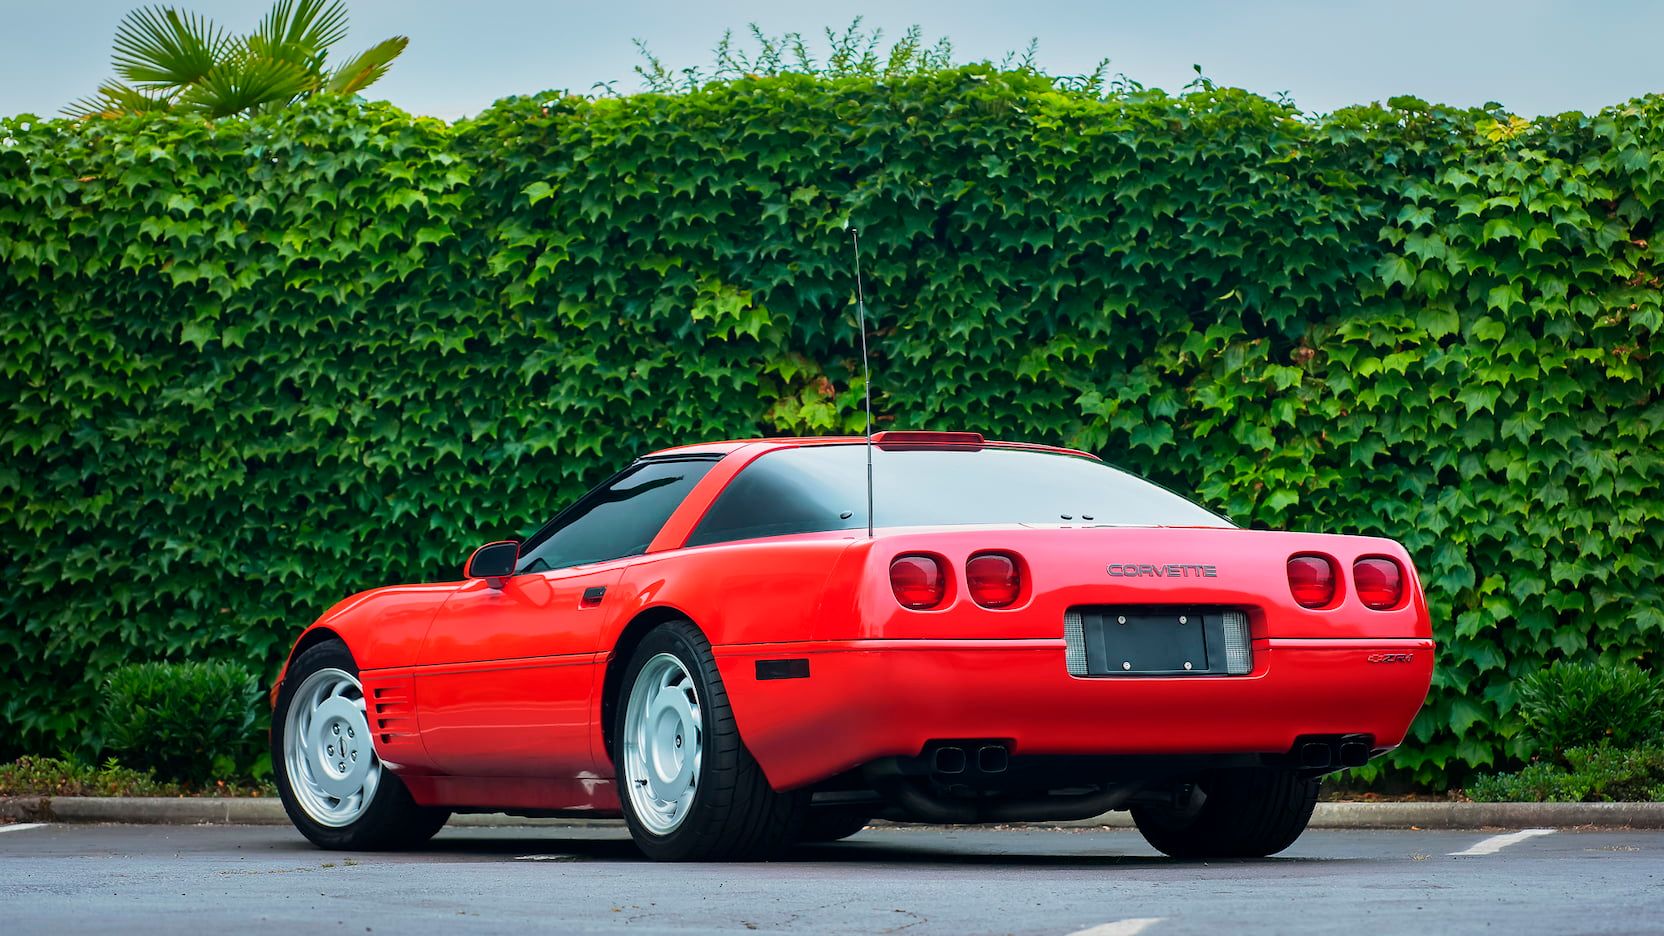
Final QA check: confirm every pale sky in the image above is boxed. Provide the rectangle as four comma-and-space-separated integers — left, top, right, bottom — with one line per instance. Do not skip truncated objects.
2, 0, 1659, 120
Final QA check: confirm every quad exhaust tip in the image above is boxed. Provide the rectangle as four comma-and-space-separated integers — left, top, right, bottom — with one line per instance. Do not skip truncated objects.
977, 745, 1009, 774
1299, 742, 1333, 770
934, 746, 967, 774
930, 742, 1010, 775
1337, 740, 1371, 767
1296, 734, 1376, 770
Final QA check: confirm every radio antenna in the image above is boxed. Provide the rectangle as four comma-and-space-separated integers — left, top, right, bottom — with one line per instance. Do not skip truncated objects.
849, 224, 874, 538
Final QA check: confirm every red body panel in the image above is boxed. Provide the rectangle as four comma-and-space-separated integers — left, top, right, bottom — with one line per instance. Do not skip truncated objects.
306, 583, 461, 671
715, 637, 1433, 790
814, 527, 1430, 642
415, 565, 625, 775
709, 525, 1430, 789
276, 437, 1435, 813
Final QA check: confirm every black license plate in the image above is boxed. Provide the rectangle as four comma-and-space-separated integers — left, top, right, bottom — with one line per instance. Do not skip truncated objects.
1078, 607, 1222, 676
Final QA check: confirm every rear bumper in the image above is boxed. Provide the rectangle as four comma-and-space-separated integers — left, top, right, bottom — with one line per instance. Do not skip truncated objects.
715, 638, 1434, 790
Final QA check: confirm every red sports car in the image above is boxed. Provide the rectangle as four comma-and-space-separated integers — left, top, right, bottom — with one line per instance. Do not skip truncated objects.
270, 432, 1434, 860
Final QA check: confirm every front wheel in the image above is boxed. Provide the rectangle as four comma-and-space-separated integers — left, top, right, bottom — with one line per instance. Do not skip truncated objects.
272, 639, 449, 850
614, 621, 807, 860
1131, 768, 1319, 859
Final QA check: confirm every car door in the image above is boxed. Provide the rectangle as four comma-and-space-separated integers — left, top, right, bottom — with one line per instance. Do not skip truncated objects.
414, 456, 719, 776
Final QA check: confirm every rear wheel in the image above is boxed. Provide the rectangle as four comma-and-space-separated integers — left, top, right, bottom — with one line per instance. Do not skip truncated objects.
272, 640, 450, 850
1131, 768, 1319, 859
614, 620, 808, 860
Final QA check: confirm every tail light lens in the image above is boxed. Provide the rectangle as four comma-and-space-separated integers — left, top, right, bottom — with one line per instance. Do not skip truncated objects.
1353, 558, 1404, 610
1287, 555, 1336, 608
890, 555, 946, 609
966, 553, 1021, 608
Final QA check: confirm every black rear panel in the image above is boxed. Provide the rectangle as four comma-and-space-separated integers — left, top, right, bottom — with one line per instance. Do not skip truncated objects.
1065, 606, 1251, 676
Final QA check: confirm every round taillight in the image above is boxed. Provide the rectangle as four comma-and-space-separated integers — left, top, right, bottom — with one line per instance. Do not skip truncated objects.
890, 555, 946, 610
1287, 555, 1336, 608
1353, 557, 1404, 610
966, 553, 1021, 608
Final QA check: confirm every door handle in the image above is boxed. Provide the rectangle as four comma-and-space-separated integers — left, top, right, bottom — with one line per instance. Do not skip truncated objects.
581, 586, 607, 608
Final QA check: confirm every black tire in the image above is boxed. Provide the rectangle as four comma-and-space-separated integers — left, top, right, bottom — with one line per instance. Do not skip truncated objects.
1131, 768, 1319, 860
272, 639, 450, 850
798, 808, 872, 843
613, 620, 808, 860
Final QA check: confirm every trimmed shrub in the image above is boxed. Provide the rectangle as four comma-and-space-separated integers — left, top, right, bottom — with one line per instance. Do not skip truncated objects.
0, 755, 171, 797
1516, 662, 1664, 761
0, 754, 272, 796
100, 662, 263, 786
1468, 744, 1664, 803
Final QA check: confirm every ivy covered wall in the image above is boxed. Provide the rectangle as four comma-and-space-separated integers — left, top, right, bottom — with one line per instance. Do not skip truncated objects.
2, 69, 1659, 783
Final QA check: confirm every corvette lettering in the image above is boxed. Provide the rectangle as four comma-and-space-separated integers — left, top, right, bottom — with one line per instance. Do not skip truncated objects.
1368, 653, 1416, 664
1106, 563, 1217, 578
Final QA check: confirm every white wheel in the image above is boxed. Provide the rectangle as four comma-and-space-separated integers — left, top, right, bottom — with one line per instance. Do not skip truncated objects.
621, 652, 703, 835
274, 641, 448, 850
612, 621, 807, 860
282, 667, 381, 828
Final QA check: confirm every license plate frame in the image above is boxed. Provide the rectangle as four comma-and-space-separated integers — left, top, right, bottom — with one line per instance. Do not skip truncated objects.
1078, 606, 1228, 676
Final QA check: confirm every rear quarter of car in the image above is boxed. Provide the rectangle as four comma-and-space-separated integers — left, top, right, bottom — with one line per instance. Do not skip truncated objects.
715, 524, 1433, 791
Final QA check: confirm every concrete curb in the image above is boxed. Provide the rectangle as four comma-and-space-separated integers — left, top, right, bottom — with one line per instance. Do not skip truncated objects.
1310, 801, 1664, 830
1034, 801, 1664, 830
4, 796, 1663, 830
0, 796, 287, 825
0, 797, 616, 827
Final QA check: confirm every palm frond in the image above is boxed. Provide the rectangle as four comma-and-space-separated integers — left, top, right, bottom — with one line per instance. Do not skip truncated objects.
73, 0, 404, 118
61, 97, 108, 120
111, 6, 225, 88
324, 35, 408, 95
177, 46, 315, 118
63, 82, 178, 119
250, 0, 348, 68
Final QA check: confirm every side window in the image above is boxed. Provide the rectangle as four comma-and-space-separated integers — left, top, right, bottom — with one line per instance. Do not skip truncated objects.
685, 450, 861, 547
516, 459, 715, 573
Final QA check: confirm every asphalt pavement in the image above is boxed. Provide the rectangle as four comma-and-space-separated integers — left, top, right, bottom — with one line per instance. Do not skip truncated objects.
2, 821, 1660, 934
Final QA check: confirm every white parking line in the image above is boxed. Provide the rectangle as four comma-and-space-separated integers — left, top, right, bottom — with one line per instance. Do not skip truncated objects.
1447, 828, 1556, 856
0, 823, 47, 834
1067, 918, 1164, 936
